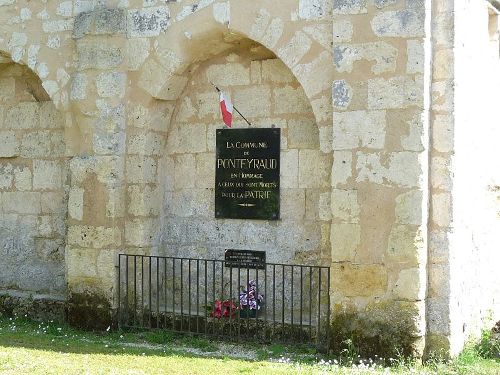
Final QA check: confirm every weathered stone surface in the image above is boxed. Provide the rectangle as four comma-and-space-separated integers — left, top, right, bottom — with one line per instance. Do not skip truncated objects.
76, 40, 124, 70
331, 263, 387, 297
333, 110, 386, 150
432, 114, 454, 152
334, 42, 398, 74
386, 225, 422, 264
128, 7, 170, 38
431, 156, 452, 191
395, 190, 423, 225
126, 155, 157, 184
393, 267, 423, 300
292, 51, 333, 97
128, 185, 160, 217
299, 0, 331, 19
333, 0, 367, 14
332, 151, 353, 187
277, 31, 312, 67
206, 63, 250, 86
368, 76, 423, 109
432, 193, 451, 228
127, 132, 164, 155
33, 160, 63, 190
281, 149, 298, 188
287, 119, 319, 149
261, 59, 294, 83
274, 86, 310, 114
233, 86, 271, 117
5, 103, 39, 129
331, 189, 360, 223
371, 9, 425, 37
298, 150, 331, 188
68, 187, 84, 221
0, 131, 19, 157
333, 19, 354, 42
3, 192, 41, 214
407, 40, 424, 74
96, 72, 126, 98
67, 225, 121, 249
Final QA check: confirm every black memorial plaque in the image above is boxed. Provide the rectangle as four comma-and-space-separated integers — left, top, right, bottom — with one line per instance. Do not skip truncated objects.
215, 128, 280, 220
225, 249, 266, 269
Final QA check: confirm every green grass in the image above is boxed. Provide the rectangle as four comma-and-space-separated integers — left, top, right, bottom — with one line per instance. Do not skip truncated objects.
0, 316, 498, 374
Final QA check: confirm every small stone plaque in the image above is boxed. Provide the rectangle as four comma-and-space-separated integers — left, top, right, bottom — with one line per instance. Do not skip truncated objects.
224, 249, 266, 269
215, 128, 280, 220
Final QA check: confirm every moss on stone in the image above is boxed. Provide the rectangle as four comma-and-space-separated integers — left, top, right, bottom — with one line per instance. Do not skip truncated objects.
67, 291, 112, 330
329, 301, 421, 359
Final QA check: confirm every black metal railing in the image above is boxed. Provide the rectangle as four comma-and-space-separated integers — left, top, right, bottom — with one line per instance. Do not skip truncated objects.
117, 254, 330, 349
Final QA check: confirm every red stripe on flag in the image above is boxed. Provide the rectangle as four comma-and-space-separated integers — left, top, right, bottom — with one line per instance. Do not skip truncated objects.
219, 92, 233, 128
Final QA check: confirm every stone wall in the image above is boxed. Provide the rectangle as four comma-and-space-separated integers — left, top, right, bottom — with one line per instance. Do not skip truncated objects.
0, 59, 67, 300
426, 0, 500, 356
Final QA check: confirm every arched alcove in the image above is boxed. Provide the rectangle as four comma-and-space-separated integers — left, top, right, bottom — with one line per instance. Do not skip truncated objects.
155, 39, 331, 265
0, 53, 68, 301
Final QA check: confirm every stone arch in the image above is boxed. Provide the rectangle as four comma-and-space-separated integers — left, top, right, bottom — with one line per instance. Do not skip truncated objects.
134, 1, 333, 129
156, 40, 331, 265
0, 54, 68, 311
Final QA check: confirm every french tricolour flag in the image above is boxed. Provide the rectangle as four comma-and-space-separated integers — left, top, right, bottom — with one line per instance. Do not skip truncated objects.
219, 91, 233, 128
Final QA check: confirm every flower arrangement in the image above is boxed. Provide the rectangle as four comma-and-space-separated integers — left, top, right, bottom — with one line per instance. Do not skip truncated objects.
239, 279, 264, 318
209, 299, 238, 319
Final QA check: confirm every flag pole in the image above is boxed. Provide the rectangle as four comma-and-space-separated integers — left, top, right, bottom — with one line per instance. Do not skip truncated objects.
211, 83, 252, 126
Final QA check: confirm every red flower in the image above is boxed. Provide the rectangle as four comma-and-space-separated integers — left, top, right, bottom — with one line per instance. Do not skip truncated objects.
210, 299, 238, 318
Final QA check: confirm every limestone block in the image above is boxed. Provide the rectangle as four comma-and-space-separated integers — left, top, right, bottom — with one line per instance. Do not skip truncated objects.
280, 189, 305, 220
281, 149, 298, 188
0, 131, 19, 157
3, 192, 41, 214
260, 18, 284, 49
170, 189, 212, 218
0, 164, 12, 189
275, 221, 321, 253
427, 298, 451, 335
431, 156, 452, 191
249, 9, 272, 40
292, 51, 333, 97
333, 0, 367, 14
356, 152, 384, 184
0, 78, 15, 102
233, 86, 271, 118
166, 124, 206, 154
195, 91, 219, 120
176, 97, 196, 122
127, 132, 165, 155
371, 9, 425, 37
319, 192, 331, 221
261, 59, 294, 84
68, 187, 84, 221
395, 190, 423, 225
393, 267, 423, 300
174, 154, 196, 189
126, 38, 150, 71
96, 72, 126, 98
93, 130, 126, 155
319, 125, 333, 153
433, 114, 453, 153
303, 24, 333, 50
331, 263, 387, 297
332, 19, 354, 43
67, 225, 121, 249
333, 42, 397, 74
126, 155, 157, 184
299, 0, 331, 19
20, 131, 52, 158
39, 102, 64, 129
138, 58, 169, 98
76, 39, 124, 70
429, 263, 450, 298
333, 110, 386, 150
429, 229, 450, 264
332, 80, 352, 109
277, 31, 312, 67
386, 225, 422, 264
5, 102, 39, 129
433, 49, 454, 80
374, 0, 398, 8
288, 119, 319, 149
128, 185, 160, 216
401, 112, 424, 152
432, 192, 451, 228
128, 7, 170, 38
332, 151, 352, 188
13, 166, 32, 191
368, 76, 423, 109
157, 75, 189, 101
206, 63, 250, 86
41, 192, 66, 214
407, 40, 424, 74
331, 189, 360, 223
66, 248, 98, 278
106, 185, 125, 219
274, 86, 310, 115
33, 160, 63, 190
386, 152, 421, 188
431, 81, 453, 113
195, 153, 215, 189
94, 7, 127, 35
298, 150, 330, 188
